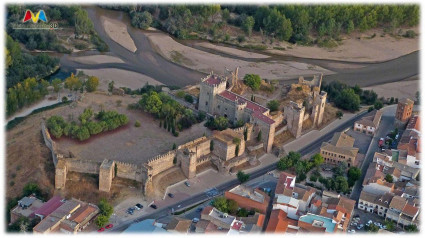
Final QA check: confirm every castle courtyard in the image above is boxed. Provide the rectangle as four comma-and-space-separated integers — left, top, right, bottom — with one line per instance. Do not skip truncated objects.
53, 93, 211, 165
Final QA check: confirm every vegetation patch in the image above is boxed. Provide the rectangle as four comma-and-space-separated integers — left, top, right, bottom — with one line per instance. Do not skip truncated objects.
46, 108, 129, 141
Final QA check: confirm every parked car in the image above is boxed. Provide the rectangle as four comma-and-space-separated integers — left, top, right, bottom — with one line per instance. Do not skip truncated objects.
134, 205, 141, 211
196, 207, 203, 212
378, 138, 384, 147
150, 204, 158, 209
105, 224, 113, 229
168, 193, 174, 198
184, 181, 191, 187
97, 228, 105, 232
127, 207, 134, 215
192, 218, 199, 223
135, 203, 143, 209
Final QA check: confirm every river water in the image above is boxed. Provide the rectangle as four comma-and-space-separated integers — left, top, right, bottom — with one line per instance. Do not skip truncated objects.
56, 6, 419, 88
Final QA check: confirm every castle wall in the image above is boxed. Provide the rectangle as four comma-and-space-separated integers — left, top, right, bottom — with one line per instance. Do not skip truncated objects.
55, 160, 67, 190
67, 159, 100, 174
41, 123, 59, 167
215, 96, 238, 122
146, 151, 177, 177
115, 162, 143, 182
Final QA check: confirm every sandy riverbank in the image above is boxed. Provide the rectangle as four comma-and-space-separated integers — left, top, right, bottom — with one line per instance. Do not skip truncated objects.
195, 42, 270, 59
77, 68, 162, 91
146, 32, 332, 80
101, 16, 137, 53
69, 55, 125, 64
363, 78, 419, 100
266, 28, 419, 62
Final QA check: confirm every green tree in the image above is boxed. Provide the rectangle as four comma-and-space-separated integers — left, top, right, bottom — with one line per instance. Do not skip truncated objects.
23, 183, 42, 197
242, 16, 255, 37
85, 76, 99, 92
347, 20, 355, 34
214, 116, 229, 131
227, 199, 239, 214
334, 176, 349, 193
212, 197, 228, 213
74, 8, 94, 37
335, 88, 360, 112
140, 91, 163, 114
64, 73, 83, 92
277, 156, 292, 171
243, 74, 262, 90
131, 11, 153, 29
374, 100, 383, 110
95, 215, 109, 228
52, 78, 62, 94
310, 153, 324, 167
347, 167, 362, 187
237, 171, 250, 183
98, 198, 114, 217
267, 100, 280, 112
405, 224, 418, 232
385, 174, 394, 183
336, 110, 343, 119
365, 224, 379, 233
108, 81, 115, 92
384, 220, 396, 232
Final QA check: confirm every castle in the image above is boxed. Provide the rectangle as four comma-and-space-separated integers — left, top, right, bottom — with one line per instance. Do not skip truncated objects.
48, 73, 328, 198
198, 73, 279, 152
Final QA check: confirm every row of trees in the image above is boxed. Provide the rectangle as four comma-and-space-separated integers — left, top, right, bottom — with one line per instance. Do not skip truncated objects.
137, 91, 204, 136
116, 5, 419, 43
95, 198, 114, 228
64, 73, 100, 93
46, 108, 129, 141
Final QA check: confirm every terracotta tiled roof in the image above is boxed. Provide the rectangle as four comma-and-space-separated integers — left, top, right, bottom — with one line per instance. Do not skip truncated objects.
402, 204, 419, 217
69, 204, 98, 224
266, 210, 288, 233
204, 74, 224, 86
201, 206, 213, 216
34, 196, 64, 218
389, 196, 408, 211
275, 172, 296, 194
252, 111, 275, 125
218, 90, 269, 114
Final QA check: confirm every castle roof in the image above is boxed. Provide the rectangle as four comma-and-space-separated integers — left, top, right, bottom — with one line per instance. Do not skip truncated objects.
204, 74, 225, 86
218, 90, 268, 114
252, 112, 275, 125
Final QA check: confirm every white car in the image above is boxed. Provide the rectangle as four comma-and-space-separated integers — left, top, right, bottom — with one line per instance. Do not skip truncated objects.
368, 220, 372, 224
192, 218, 199, 223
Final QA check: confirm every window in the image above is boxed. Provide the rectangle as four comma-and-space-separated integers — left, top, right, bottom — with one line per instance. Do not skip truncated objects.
218, 105, 220, 109
205, 101, 208, 105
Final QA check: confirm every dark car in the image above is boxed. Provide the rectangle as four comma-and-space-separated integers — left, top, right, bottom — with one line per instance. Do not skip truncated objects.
168, 193, 174, 198
150, 204, 158, 209
127, 207, 134, 215
135, 203, 143, 209
105, 224, 114, 229
196, 207, 203, 212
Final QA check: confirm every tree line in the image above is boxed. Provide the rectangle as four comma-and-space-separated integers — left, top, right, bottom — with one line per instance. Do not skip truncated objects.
104, 4, 419, 44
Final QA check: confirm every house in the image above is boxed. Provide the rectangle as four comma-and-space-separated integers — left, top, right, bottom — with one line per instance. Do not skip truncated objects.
33, 196, 64, 220
124, 219, 168, 233
238, 212, 265, 233
397, 115, 420, 168
320, 132, 361, 167
165, 217, 192, 234
33, 199, 81, 234
224, 185, 269, 214
358, 191, 393, 217
32, 198, 99, 234
195, 219, 227, 233
266, 209, 291, 233
10, 196, 44, 224
354, 109, 383, 135
200, 206, 235, 230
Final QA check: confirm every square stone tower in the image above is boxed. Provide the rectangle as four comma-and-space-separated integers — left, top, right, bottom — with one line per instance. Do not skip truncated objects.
285, 101, 305, 138
198, 72, 227, 114
99, 159, 115, 192
311, 91, 327, 127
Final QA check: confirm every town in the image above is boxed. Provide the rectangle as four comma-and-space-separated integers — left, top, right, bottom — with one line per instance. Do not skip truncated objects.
5, 3, 420, 235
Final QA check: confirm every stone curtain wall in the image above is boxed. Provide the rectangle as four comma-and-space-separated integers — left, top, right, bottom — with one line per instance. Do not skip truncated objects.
41, 123, 59, 167
67, 159, 101, 174
146, 150, 177, 177
115, 161, 143, 182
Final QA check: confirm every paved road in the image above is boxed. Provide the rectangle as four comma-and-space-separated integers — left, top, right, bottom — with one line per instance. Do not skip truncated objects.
106, 109, 369, 232
350, 105, 397, 202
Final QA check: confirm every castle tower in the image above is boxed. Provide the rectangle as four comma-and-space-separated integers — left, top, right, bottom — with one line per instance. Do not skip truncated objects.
311, 91, 327, 127
198, 72, 227, 114
180, 149, 197, 179
284, 101, 305, 138
99, 159, 115, 192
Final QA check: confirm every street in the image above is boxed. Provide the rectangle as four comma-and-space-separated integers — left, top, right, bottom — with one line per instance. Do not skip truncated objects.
350, 105, 397, 202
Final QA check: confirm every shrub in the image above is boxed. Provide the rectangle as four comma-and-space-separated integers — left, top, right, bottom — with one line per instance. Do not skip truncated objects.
404, 30, 416, 38
267, 100, 280, 112
237, 171, 250, 183
237, 35, 245, 43
135, 120, 141, 127
184, 94, 194, 103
